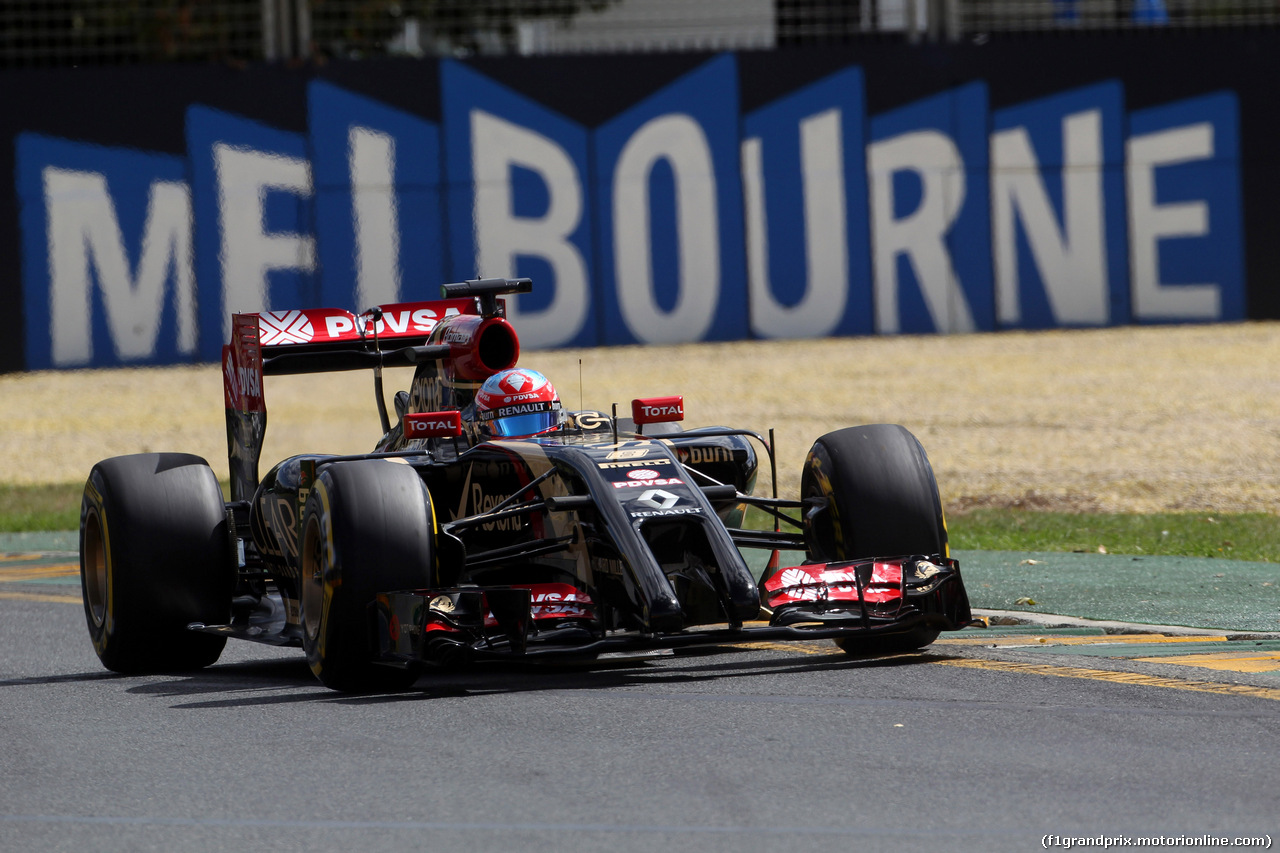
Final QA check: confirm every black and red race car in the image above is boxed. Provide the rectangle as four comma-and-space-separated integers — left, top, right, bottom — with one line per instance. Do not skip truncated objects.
79, 277, 972, 692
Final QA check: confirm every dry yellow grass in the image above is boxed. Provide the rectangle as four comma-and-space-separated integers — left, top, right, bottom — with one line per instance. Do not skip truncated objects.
4, 322, 1279, 515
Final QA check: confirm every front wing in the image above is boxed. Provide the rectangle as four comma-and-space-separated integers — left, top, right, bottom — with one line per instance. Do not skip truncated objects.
371, 555, 972, 667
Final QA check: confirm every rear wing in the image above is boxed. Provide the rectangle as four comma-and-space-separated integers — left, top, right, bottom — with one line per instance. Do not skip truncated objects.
221, 279, 531, 502
254, 298, 477, 373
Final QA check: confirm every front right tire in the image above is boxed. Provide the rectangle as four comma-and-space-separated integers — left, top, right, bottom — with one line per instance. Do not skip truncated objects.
799, 424, 949, 655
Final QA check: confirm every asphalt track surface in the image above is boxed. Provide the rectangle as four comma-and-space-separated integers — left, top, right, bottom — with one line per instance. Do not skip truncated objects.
1, 542, 1278, 853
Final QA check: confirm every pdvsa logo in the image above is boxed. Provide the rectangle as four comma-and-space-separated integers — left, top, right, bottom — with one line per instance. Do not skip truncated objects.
224, 349, 261, 400
223, 350, 238, 397
613, 477, 683, 490
237, 365, 261, 399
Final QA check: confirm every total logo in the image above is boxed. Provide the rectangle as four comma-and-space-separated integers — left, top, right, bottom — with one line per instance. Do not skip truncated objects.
404, 412, 462, 437
637, 403, 683, 419
406, 418, 452, 434
613, 477, 683, 490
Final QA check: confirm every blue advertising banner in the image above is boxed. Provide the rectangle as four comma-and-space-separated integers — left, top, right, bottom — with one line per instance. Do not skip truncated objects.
1, 33, 1274, 374
1126, 91, 1243, 324
742, 66, 873, 339
309, 80, 445, 313
992, 81, 1129, 329
187, 105, 315, 361
16, 134, 194, 370
868, 81, 993, 334
441, 60, 596, 349
593, 54, 747, 346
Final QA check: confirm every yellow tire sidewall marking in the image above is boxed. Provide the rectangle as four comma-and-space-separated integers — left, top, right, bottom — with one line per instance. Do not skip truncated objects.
308, 479, 335, 677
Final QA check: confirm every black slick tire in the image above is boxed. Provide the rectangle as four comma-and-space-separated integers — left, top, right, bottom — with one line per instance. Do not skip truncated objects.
299, 460, 435, 692
800, 424, 948, 654
79, 453, 231, 673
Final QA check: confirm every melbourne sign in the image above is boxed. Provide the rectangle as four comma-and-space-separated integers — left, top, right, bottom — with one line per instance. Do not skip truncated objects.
2, 37, 1259, 371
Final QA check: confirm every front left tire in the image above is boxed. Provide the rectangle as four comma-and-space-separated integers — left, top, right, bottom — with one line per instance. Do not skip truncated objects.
299, 460, 436, 692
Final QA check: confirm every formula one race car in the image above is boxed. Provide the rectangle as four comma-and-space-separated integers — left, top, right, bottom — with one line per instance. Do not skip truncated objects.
79, 278, 972, 691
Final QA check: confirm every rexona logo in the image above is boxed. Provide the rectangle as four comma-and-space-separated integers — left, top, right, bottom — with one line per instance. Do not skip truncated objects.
451, 464, 520, 531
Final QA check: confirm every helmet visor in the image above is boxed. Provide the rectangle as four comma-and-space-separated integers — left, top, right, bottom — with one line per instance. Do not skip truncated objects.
487, 410, 561, 438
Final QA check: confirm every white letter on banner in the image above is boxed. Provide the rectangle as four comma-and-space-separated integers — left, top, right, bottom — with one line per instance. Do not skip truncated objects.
613, 113, 719, 344
214, 143, 315, 342
471, 109, 587, 348
350, 125, 401, 310
867, 130, 975, 334
992, 110, 1108, 325
1127, 123, 1219, 320
43, 168, 195, 365
743, 108, 848, 338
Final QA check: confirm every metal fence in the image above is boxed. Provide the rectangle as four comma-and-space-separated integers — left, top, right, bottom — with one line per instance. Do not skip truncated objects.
0, 0, 1276, 67
0, 1, 263, 66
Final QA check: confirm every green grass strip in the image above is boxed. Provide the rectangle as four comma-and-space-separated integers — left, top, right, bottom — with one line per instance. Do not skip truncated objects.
947, 508, 1280, 564
0, 483, 83, 532
3, 483, 1276, 563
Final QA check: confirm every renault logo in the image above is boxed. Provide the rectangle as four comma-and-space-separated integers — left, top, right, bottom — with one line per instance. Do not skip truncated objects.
635, 489, 679, 510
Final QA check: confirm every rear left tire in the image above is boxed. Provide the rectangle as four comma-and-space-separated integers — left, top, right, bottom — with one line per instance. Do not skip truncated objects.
80, 453, 231, 673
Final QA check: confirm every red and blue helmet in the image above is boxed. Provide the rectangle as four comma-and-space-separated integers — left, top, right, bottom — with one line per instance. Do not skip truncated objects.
473, 369, 565, 438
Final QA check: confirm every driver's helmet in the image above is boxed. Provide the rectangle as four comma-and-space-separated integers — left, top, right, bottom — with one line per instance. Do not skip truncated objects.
473, 368, 566, 438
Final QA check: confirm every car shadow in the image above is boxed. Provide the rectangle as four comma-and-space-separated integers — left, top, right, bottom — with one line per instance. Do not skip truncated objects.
143, 645, 958, 710
0, 669, 132, 688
